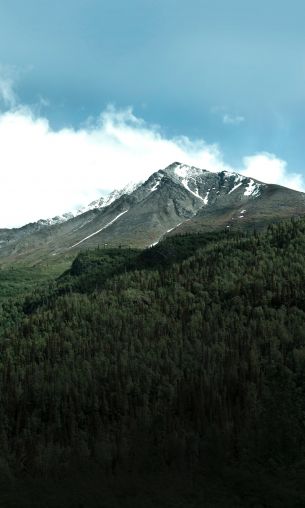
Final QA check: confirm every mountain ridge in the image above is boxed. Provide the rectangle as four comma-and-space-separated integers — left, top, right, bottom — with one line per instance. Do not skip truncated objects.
0, 162, 304, 264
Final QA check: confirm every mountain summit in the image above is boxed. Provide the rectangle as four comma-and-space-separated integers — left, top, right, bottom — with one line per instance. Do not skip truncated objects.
1, 162, 305, 263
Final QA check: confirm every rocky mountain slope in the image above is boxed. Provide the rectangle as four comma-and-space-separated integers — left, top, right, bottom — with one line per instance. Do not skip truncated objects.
1, 162, 305, 264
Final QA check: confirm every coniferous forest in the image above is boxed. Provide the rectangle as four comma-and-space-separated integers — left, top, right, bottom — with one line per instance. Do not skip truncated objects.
1, 219, 305, 506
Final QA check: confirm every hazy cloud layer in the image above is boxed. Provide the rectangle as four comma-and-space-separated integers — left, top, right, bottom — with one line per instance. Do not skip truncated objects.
223, 114, 245, 125
0, 66, 17, 108
0, 98, 303, 228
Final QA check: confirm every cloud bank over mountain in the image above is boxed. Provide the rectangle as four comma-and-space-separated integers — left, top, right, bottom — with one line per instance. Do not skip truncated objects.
0, 79, 303, 228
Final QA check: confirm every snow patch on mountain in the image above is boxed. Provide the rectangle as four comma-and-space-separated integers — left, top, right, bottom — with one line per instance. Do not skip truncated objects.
79, 181, 143, 214
174, 164, 193, 179
244, 179, 261, 197
150, 181, 161, 192
38, 212, 75, 226
228, 182, 243, 194
40, 181, 142, 227
167, 222, 183, 234
69, 210, 129, 249
181, 178, 206, 202
149, 173, 164, 193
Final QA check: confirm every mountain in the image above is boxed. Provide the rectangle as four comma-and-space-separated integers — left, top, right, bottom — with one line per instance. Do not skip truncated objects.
1, 161, 305, 264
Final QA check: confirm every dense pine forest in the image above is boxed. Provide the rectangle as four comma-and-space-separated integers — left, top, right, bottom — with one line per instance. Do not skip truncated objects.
1, 219, 305, 507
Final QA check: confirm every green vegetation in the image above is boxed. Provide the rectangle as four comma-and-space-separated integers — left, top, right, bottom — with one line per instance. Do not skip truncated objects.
1, 220, 305, 506
0, 258, 70, 302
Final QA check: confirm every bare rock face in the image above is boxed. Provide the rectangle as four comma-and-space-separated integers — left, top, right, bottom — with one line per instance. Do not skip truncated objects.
1, 162, 305, 264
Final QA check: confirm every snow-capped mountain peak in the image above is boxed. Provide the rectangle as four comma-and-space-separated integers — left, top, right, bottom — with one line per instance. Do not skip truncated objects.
37, 163, 265, 230
164, 161, 209, 179
1, 161, 305, 263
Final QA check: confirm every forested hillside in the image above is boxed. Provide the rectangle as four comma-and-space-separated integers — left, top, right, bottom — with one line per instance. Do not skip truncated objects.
1, 220, 305, 507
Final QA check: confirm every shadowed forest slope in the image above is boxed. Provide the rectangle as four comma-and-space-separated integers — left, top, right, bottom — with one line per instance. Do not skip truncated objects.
1, 220, 305, 506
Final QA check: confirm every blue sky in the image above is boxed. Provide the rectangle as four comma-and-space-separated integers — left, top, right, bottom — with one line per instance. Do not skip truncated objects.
0, 0, 304, 226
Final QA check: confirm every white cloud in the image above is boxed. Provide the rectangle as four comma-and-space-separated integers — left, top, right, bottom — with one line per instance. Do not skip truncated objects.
0, 93, 303, 227
223, 113, 245, 125
0, 104, 229, 228
240, 153, 304, 191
